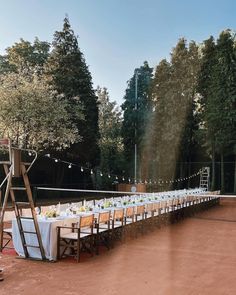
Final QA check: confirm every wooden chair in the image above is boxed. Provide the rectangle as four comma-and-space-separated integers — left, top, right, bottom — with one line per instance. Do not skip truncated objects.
153, 201, 161, 227
124, 206, 135, 238
57, 214, 94, 262
95, 211, 111, 254
145, 203, 155, 230
134, 205, 145, 236
111, 208, 124, 246
159, 200, 169, 225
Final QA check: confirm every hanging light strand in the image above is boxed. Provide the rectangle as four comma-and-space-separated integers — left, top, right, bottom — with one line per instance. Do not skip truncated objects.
43, 154, 201, 185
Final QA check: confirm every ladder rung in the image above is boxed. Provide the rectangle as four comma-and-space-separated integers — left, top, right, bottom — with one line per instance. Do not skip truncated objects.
11, 187, 26, 190
16, 202, 30, 206
19, 216, 33, 220
24, 244, 40, 249
5, 207, 14, 210
22, 230, 37, 235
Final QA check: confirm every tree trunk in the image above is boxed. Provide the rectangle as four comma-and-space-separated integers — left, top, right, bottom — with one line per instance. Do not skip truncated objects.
211, 142, 216, 191
220, 152, 225, 194
234, 154, 236, 194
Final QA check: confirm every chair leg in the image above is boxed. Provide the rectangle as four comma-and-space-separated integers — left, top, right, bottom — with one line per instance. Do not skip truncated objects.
96, 231, 100, 255
76, 238, 80, 262
57, 228, 61, 260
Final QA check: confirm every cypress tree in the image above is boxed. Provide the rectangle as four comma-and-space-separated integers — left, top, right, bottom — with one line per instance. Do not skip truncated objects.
47, 17, 100, 168
121, 61, 153, 180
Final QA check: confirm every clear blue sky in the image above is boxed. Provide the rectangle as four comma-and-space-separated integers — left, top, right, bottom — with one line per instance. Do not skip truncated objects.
0, 0, 236, 105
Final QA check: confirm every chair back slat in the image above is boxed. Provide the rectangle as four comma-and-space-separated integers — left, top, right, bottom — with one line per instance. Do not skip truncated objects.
79, 214, 94, 228
126, 206, 135, 217
113, 208, 124, 220
173, 199, 178, 206
136, 205, 145, 214
153, 202, 160, 210
160, 200, 167, 208
145, 203, 154, 212
98, 211, 110, 223
167, 199, 173, 206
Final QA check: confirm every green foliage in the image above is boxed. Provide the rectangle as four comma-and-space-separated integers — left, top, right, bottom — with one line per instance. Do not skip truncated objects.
197, 30, 236, 191
150, 39, 201, 185
0, 72, 82, 151
47, 17, 100, 166
97, 86, 124, 180
121, 61, 153, 178
3, 38, 50, 74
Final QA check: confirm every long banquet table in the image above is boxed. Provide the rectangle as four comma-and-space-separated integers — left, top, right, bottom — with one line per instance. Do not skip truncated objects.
11, 188, 212, 261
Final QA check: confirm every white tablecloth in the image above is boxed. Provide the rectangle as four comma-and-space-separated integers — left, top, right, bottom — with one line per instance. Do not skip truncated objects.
12, 217, 77, 261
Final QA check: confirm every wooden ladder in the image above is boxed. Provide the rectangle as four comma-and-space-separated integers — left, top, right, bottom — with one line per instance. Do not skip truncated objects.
0, 145, 46, 261
199, 167, 210, 190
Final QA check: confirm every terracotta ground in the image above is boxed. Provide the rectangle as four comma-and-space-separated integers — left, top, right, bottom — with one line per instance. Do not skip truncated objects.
1, 199, 236, 295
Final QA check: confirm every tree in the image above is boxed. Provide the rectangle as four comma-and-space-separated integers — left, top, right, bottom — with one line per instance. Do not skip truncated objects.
198, 31, 236, 192
96, 86, 124, 187
150, 39, 201, 189
211, 31, 236, 192
197, 36, 218, 190
0, 72, 82, 151
1, 38, 50, 74
148, 59, 172, 184
121, 61, 153, 180
47, 17, 100, 167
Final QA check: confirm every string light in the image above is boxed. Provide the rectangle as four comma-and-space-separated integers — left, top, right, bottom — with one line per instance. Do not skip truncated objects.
43, 154, 201, 185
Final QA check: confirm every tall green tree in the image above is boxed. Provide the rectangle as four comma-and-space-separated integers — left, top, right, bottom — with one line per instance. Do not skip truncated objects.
121, 61, 153, 181
47, 17, 100, 167
214, 30, 236, 193
148, 59, 172, 184
197, 36, 217, 190
96, 86, 124, 187
150, 39, 201, 189
198, 31, 236, 192
176, 41, 201, 185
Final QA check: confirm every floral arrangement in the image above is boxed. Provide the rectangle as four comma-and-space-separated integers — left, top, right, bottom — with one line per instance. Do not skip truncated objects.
44, 209, 59, 218
103, 201, 112, 208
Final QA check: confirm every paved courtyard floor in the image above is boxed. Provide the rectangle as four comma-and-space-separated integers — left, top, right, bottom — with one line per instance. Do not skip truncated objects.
1, 199, 236, 295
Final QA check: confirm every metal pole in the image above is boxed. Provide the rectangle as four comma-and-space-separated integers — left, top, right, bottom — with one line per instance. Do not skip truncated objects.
134, 71, 138, 183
